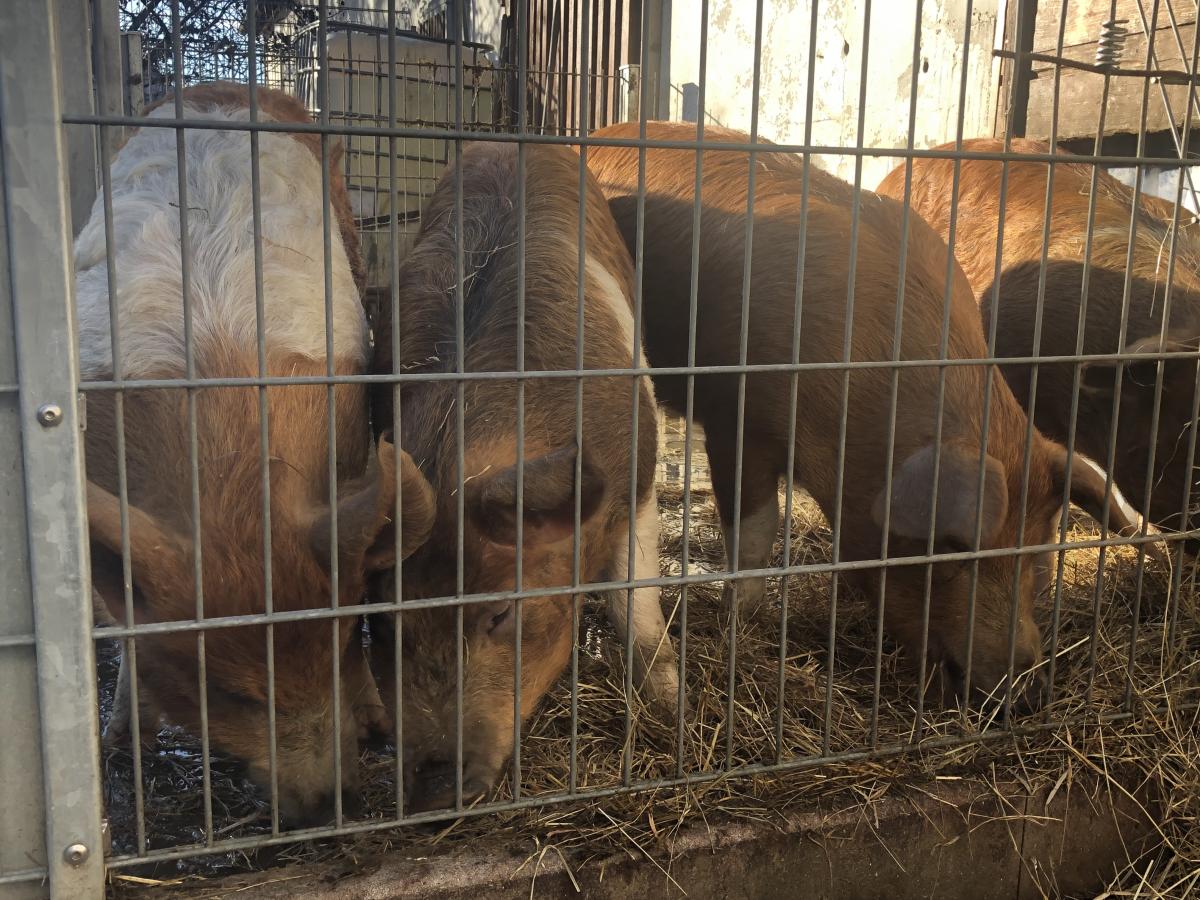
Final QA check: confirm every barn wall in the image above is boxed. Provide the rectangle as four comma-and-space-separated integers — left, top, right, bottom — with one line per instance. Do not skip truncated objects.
667, 0, 1003, 188
1022, 2, 1200, 143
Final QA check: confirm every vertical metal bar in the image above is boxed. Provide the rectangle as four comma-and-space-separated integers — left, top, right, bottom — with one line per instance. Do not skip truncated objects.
775, 0, 820, 765
1140, 19, 1200, 655
622, 0, 655, 789
245, 0, 281, 836
1166, 359, 1200, 658
1003, 0, 1104, 720
167, 0, 214, 842
511, 0, 533, 806
999, 0, 1073, 724
0, 52, 50, 898
914, 159, 957, 735
93, 0, 123, 139
725, 0, 766, 771
54, 0, 98, 238
566, 0, 583, 795
870, 0, 926, 748
316, 0, 347, 829
386, 0, 406, 821
1136, 0, 1200, 213
823, 0, 872, 755
964, 0, 1068, 716
0, 0, 105, 893
679, 0, 712, 776
92, 0, 147, 851
452, 0, 467, 813
1056, 1, 1162, 714
944, 0, 985, 730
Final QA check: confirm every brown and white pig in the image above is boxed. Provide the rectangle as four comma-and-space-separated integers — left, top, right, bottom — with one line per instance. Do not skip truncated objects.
78, 83, 436, 825
585, 121, 1150, 709
367, 141, 680, 813
877, 138, 1199, 550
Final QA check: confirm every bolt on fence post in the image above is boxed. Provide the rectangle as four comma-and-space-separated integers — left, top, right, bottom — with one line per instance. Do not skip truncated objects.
0, 0, 106, 896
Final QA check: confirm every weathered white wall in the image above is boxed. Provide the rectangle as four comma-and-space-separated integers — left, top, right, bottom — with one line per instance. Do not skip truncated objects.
667, 0, 1002, 189
1107, 167, 1200, 216
339, 0, 506, 50
465, 0, 506, 50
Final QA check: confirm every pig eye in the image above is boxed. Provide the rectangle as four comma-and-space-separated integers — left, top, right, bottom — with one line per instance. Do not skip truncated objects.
207, 684, 266, 713
941, 538, 973, 557
487, 601, 514, 637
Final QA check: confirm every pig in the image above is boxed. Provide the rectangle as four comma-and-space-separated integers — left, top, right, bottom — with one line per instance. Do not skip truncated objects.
366, 140, 681, 813
78, 83, 436, 825
584, 121, 1150, 709
877, 138, 1199, 550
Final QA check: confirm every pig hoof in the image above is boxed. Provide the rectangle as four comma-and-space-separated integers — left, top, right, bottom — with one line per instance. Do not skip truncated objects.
102, 707, 131, 746
721, 582, 765, 619
102, 716, 154, 749
641, 664, 687, 719
101, 722, 126, 747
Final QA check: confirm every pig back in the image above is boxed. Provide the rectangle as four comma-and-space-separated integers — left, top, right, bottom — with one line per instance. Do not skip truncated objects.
879, 137, 1200, 362
586, 123, 1002, 542
376, 140, 659, 513
878, 138, 1200, 529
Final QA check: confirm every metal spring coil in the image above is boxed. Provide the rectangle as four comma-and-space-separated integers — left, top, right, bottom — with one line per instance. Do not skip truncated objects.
1095, 18, 1129, 70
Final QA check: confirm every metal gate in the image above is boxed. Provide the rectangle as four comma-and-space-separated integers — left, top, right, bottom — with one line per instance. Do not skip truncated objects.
3, 1, 1200, 897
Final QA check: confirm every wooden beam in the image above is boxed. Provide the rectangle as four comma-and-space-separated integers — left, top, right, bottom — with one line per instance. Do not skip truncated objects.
1025, 23, 1200, 141
1034, 0, 1196, 54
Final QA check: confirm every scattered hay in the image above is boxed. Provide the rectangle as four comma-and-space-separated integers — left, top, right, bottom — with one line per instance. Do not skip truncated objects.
102, 475, 1200, 897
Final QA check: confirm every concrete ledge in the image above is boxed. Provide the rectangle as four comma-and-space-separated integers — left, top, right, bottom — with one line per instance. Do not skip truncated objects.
114, 776, 1159, 899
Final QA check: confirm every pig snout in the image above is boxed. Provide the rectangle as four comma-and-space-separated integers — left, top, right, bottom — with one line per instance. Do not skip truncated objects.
247, 752, 363, 827
404, 756, 492, 814
277, 785, 364, 828
942, 636, 1047, 715
237, 697, 364, 827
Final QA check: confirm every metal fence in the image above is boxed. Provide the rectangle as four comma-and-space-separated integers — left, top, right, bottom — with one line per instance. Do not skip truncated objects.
2, 0, 1199, 897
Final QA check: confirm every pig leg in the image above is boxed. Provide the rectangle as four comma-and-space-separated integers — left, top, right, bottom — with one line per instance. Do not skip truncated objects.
104, 644, 132, 745
606, 484, 681, 712
104, 640, 156, 747
364, 602, 399, 735
345, 617, 392, 742
95, 591, 132, 745
706, 435, 781, 616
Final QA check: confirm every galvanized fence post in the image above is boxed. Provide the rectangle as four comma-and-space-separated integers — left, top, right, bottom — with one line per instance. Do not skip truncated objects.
0, 0, 106, 897
54, 0, 99, 238
0, 95, 50, 900
93, 0, 125, 139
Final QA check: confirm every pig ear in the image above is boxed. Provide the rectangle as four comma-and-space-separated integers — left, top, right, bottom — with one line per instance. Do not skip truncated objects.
466, 444, 605, 546
369, 438, 437, 568
1081, 334, 1196, 394
86, 482, 185, 624
1048, 446, 1169, 566
873, 443, 1009, 550
312, 437, 436, 575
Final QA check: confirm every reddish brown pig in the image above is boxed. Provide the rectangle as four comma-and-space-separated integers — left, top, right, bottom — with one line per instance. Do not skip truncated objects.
78, 84, 436, 826
877, 138, 1199, 548
585, 121, 1148, 708
367, 141, 680, 812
